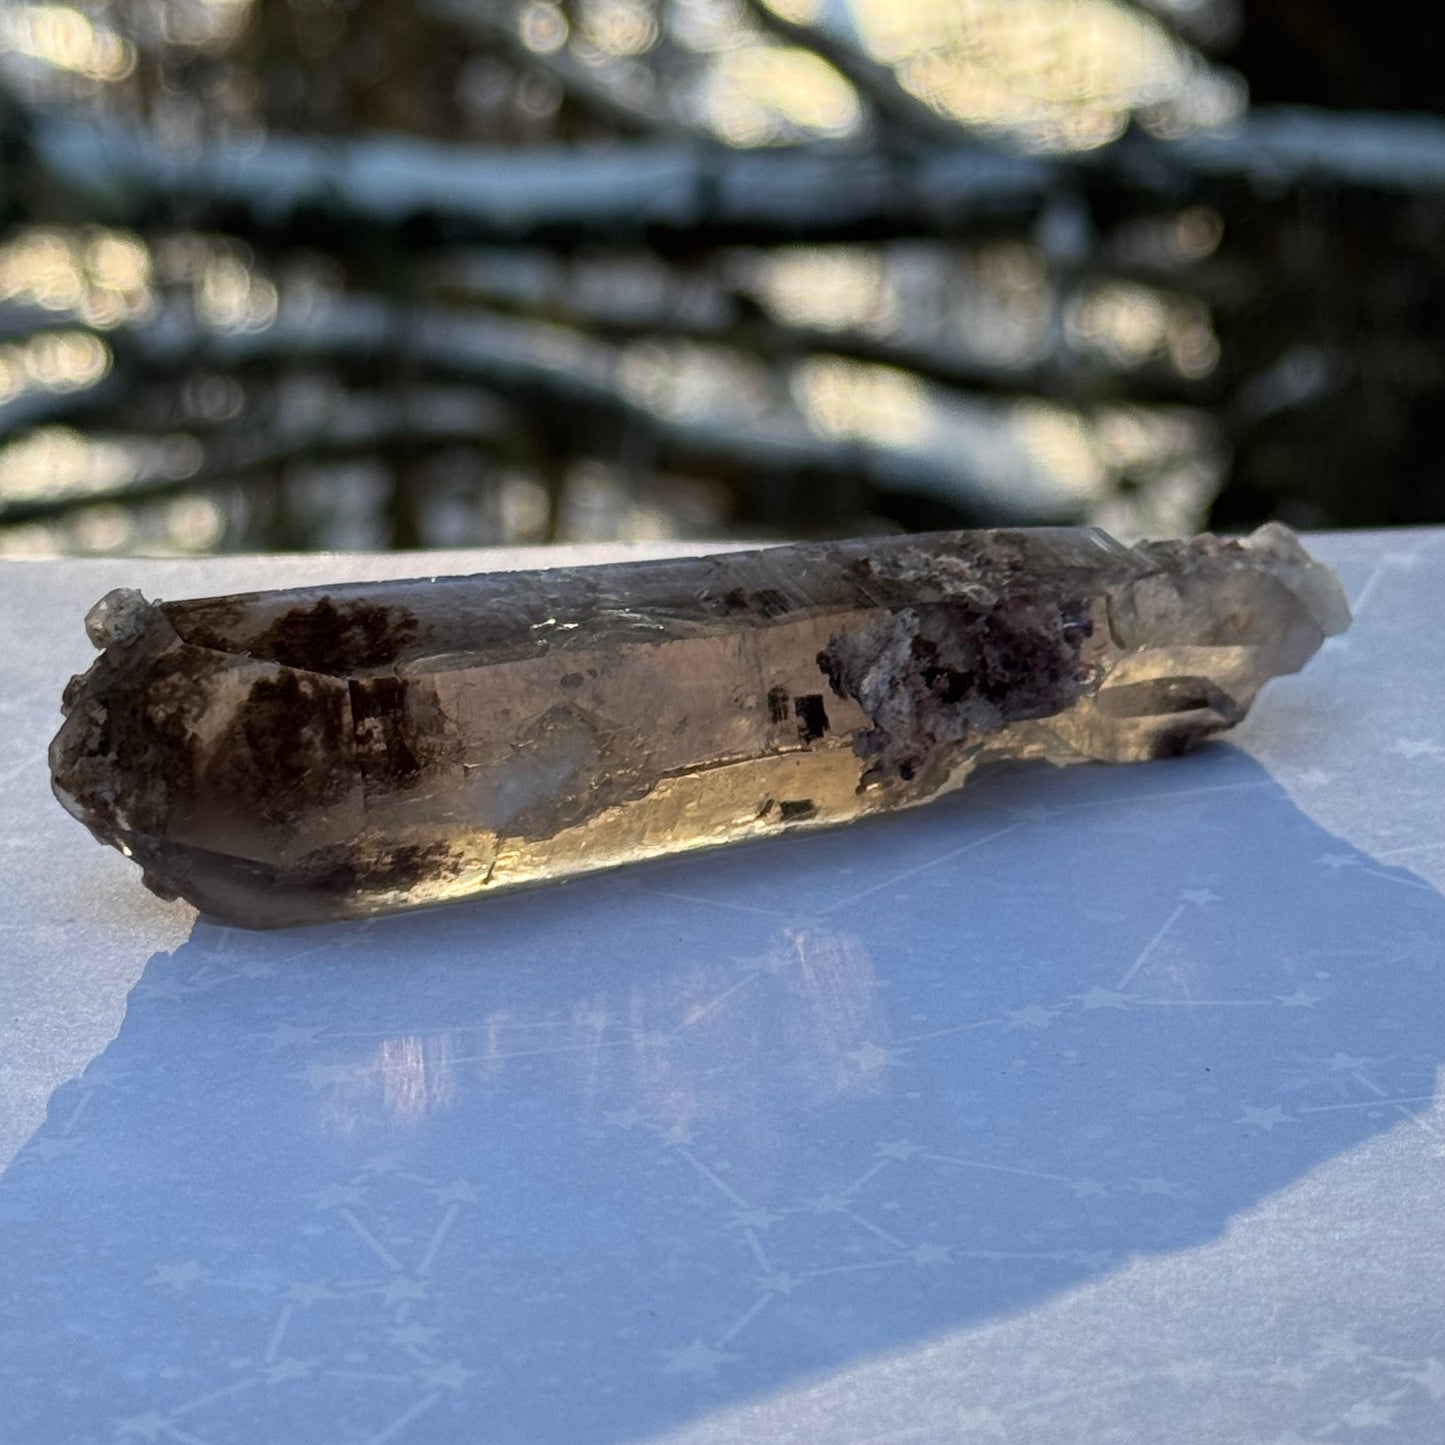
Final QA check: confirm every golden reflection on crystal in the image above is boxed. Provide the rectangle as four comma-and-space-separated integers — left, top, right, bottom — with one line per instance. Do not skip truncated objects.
489, 751, 866, 893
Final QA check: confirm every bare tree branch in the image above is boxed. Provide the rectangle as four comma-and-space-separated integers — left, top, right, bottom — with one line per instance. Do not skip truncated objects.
734, 0, 972, 147
0, 299, 1088, 524
0, 394, 513, 525
1112, 0, 1242, 52
18, 108, 1048, 246
0, 374, 126, 435
434, 255, 1218, 406
421, 0, 697, 139
15, 104, 1445, 254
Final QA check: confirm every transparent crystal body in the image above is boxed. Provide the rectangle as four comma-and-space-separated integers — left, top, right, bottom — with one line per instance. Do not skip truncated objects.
50, 525, 1349, 927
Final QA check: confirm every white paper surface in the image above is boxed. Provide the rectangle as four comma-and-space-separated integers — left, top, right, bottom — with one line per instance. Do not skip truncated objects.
1, 533, 1441, 1445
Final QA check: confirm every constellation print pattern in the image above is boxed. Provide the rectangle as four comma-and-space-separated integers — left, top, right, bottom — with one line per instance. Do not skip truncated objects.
2, 534, 1444, 1445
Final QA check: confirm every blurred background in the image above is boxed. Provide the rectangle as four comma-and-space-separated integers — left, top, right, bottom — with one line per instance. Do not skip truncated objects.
0, 0, 1442, 556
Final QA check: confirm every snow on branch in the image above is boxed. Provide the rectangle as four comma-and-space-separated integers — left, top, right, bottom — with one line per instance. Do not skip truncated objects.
0, 297, 1086, 525
20, 104, 1445, 251
23, 112, 1047, 245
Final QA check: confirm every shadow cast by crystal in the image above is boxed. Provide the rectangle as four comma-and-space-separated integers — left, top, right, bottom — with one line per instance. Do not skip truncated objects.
2, 745, 1442, 1444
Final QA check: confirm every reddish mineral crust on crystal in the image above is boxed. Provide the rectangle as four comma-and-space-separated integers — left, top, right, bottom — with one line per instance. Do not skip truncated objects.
50, 525, 1348, 927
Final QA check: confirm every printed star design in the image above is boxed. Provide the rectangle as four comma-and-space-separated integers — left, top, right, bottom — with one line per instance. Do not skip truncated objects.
361, 1154, 405, 1175
782, 915, 824, 937
309, 1183, 367, 1210
846, 1042, 898, 1072
1276, 990, 1320, 1008
283, 1280, 334, 1306
392, 1322, 440, 1349
737, 947, 792, 976
731, 1207, 781, 1231
1340, 1400, 1396, 1429
1069, 1177, 1108, 1197
1387, 738, 1445, 760
661, 1340, 733, 1377
1262, 1363, 1313, 1389
1237, 1105, 1295, 1131
1006, 804, 1052, 823
758, 1272, 799, 1294
433, 1180, 481, 1205
1322, 1052, 1375, 1071
1077, 987, 1135, 1010
1006, 1004, 1058, 1030
381, 1277, 429, 1306
807, 1192, 851, 1214
262, 1023, 327, 1049
876, 1138, 923, 1161
148, 1260, 208, 1291
1316, 1331, 1369, 1364
265, 1358, 316, 1383
1397, 1358, 1445, 1401
113, 1411, 171, 1440
418, 1361, 475, 1391
1134, 1176, 1183, 1197
910, 1243, 952, 1266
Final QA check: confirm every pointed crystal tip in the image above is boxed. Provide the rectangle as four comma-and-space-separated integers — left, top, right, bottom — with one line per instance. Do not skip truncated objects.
1241, 523, 1352, 639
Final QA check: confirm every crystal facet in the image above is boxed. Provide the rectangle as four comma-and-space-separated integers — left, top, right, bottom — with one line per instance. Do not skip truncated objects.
50, 525, 1349, 927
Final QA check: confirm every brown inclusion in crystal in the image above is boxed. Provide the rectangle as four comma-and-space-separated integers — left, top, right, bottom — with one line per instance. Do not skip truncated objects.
50, 525, 1349, 927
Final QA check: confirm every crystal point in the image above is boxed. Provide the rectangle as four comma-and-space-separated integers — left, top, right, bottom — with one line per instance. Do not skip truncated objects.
50, 526, 1348, 927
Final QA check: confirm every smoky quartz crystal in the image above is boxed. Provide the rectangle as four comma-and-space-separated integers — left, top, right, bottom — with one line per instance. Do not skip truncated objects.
50, 525, 1349, 927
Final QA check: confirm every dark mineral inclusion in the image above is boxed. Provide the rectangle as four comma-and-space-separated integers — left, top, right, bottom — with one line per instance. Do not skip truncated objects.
50, 525, 1349, 927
